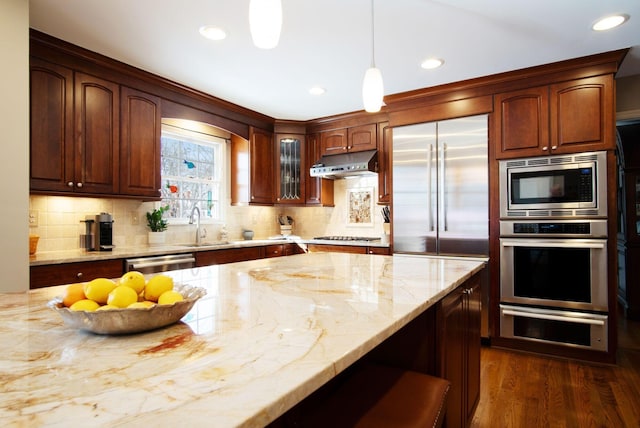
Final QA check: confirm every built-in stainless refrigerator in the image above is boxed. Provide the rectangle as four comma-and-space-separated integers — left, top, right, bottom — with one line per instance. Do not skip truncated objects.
392, 114, 490, 336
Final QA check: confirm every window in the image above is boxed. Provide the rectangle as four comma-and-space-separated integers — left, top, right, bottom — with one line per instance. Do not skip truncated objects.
160, 125, 227, 223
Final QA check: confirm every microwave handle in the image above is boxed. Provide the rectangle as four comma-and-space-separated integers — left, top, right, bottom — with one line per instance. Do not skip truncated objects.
501, 239, 606, 249
501, 308, 606, 326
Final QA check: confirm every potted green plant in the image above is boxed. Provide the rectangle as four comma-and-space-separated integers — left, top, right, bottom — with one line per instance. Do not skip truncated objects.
146, 205, 169, 245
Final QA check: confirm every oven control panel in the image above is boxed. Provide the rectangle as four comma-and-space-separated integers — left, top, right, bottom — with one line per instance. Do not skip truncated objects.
500, 219, 607, 238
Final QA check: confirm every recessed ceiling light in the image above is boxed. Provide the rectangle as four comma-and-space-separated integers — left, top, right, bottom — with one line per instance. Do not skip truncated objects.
309, 87, 326, 95
199, 25, 227, 41
421, 58, 444, 70
592, 14, 629, 31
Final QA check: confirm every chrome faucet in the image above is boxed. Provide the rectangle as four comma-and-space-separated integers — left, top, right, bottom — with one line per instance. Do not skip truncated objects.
189, 205, 201, 245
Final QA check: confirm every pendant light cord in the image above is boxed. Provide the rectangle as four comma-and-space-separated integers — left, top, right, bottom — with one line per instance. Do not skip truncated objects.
370, 0, 376, 68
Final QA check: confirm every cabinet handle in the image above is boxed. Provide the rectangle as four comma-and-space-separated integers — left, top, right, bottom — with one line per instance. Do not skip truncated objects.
542, 146, 548, 151
77, 272, 83, 279
551, 145, 557, 150
67, 182, 74, 187
77, 182, 83, 188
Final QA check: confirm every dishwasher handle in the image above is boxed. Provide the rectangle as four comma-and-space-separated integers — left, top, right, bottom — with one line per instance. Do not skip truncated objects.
126, 254, 196, 273
129, 257, 195, 270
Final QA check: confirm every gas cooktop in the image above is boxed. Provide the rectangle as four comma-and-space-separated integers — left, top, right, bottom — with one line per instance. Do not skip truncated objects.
313, 236, 381, 242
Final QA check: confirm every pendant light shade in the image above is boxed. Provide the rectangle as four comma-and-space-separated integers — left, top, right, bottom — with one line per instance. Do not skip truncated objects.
249, 0, 282, 49
362, 0, 383, 113
362, 66, 384, 113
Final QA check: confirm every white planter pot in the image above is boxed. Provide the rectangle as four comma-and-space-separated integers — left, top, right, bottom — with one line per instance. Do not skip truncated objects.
148, 231, 166, 246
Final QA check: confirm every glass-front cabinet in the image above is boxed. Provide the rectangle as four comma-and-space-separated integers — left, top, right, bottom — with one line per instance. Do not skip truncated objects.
275, 134, 305, 204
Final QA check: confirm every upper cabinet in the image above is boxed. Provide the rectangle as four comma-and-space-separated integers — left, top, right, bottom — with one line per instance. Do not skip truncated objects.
30, 61, 120, 195
275, 133, 305, 205
30, 58, 74, 193
305, 133, 334, 206
249, 127, 274, 205
119, 87, 162, 198
30, 57, 163, 199
494, 75, 614, 159
320, 123, 377, 156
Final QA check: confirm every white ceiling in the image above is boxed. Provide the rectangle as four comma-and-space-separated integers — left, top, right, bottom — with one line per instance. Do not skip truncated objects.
29, 0, 640, 121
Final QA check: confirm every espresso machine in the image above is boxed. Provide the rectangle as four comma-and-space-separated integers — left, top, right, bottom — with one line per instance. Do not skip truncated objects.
81, 212, 115, 251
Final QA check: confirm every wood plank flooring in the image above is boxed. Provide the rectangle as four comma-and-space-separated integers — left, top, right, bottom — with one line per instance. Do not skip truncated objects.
471, 316, 640, 427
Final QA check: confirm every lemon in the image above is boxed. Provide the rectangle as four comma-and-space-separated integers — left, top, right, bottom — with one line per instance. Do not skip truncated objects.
96, 304, 119, 311
158, 290, 184, 305
144, 274, 174, 302
69, 299, 100, 311
119, 271, 146, 294
107, 285, 139, 308
84, 278, 117, 304
62, 283, 86, 307
128, 301, 155, 309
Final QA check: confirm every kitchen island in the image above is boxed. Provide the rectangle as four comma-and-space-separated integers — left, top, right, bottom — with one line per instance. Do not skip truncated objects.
2, 253, 485, 427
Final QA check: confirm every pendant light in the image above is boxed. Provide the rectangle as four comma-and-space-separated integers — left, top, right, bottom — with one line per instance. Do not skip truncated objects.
362, 0, 384, 113
249, 0, 282, 49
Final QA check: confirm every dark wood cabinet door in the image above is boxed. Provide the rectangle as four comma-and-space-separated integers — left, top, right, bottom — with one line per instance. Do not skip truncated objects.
119, 86, 161, 198
195, 247, 264, 266
465, 279, 482, 423
74, 72, 120, 194
494, 86, 550, 159
320, 128, 347, 155
348, 123, 377, 152
307, 244, 368, 254
305, 133, 334, 206
438, 288, 466, 428
30, 259, 123, 289
30, 58, 74, 192
550, 75, 614, 153
377, 122, 391, 204
249, 127, 274, 205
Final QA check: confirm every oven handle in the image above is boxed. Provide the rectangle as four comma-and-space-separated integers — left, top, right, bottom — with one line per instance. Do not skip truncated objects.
501, 308, 606, 326
500, 239, 606, 249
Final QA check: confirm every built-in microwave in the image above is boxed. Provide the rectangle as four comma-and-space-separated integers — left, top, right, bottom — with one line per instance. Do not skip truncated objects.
499, 151, 607, 218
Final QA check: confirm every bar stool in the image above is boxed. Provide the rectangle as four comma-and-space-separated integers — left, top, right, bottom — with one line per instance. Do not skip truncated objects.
300, 363, 450, 428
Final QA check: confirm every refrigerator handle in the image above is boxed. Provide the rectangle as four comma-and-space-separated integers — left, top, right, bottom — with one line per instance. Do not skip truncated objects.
428, 144, 434, 231
441, 143, 448, 232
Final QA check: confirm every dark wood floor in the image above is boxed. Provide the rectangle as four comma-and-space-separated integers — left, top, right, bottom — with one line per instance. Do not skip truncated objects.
471, 315, 640, 427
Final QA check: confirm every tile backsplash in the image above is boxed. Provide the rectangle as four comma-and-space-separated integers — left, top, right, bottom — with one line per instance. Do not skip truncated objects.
29, 176, 386, 252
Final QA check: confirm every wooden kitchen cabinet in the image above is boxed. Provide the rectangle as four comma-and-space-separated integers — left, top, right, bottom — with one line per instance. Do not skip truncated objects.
195, 247, 264, 267
249, 127, 274, 205
30, 259, 124, 289
30, 65, 120, 195
30, 58, 74, 193
436, 273, 481, 428
275, 134, 306, 204
377, 122, 392, 204
305, 133, 334, 206
119, 86, 162, 198
307, 244, 390, 255
494, 75, 614, 159
319, 123, 377, 156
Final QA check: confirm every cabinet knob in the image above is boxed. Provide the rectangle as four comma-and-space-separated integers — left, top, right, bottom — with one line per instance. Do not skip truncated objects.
77, 182, 83, 188
67, 182, 74, 187
551, 145, 557, 150
542, 146, 548, 151
77, 272, 83, 279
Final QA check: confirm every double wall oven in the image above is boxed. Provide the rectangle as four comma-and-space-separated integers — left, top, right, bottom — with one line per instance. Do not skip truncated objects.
498, 151, 609, 352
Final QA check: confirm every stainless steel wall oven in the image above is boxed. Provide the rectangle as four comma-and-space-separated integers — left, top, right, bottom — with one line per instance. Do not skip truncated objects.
499, 218, 608, 352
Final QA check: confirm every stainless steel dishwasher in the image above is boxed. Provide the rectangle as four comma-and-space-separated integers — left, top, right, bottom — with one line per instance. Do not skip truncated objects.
125, 253, 196, 274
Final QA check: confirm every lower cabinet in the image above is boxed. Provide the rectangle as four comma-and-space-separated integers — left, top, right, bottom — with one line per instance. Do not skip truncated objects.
195, 247, 264, 267
30, 259, 124, 289
307, 244, 391, 255
437, 272, 481, 428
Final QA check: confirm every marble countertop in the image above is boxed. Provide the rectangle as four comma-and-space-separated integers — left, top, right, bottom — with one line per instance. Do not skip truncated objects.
29, 237, 389, 266
4, 253, 485, 427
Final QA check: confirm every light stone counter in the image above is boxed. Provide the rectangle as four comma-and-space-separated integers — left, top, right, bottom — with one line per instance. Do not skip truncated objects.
3, 253, 485, 427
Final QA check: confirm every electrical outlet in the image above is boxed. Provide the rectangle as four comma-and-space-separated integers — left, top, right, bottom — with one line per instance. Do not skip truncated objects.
129, 211, 139, 225
29, 210, 39, 227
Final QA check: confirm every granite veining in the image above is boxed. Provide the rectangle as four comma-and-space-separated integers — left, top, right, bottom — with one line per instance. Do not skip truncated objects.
3, 253, 484, 427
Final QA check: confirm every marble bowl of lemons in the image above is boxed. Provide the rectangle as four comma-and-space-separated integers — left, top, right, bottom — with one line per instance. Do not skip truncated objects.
47, 272, 206, 335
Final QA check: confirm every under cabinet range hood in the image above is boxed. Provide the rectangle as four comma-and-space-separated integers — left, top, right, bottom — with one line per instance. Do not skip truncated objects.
310, 150, 378, 179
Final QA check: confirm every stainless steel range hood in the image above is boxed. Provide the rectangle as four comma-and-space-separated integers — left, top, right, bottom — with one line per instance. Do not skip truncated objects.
309, 150, 378, 179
